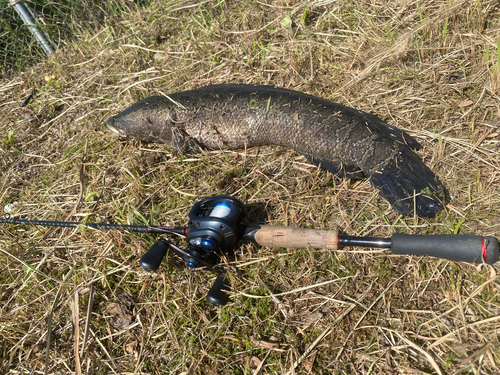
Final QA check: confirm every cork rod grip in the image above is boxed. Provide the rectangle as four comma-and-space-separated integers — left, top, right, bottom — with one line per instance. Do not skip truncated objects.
253, 225, 338, 249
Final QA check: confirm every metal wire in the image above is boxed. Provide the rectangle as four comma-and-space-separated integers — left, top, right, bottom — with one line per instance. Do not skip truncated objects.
9, 1, 54, 55
0, 0, 143, 79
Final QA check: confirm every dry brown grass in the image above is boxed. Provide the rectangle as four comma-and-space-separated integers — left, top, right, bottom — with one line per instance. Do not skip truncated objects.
1, 0, 500, 373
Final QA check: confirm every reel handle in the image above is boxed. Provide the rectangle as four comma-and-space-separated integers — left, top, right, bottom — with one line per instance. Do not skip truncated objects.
139, 240, 168, 272
206, 273, 231, 306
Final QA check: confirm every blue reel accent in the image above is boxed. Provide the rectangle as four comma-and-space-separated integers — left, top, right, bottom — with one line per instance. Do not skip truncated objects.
201, 237, 217, 252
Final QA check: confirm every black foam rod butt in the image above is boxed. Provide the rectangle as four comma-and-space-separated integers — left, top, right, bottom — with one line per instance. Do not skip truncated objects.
391, 234, 499, 264
139, 240, 168, 272
207, 274, 231, 306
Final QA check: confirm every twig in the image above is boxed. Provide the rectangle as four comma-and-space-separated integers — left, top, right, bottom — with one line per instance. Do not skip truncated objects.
396, 333, 443, 375
80, 285, 95, 357
45, 269, 74, 375
257, 276, 288, 319
335, 273, 408, 361
285, 301, 357, 375
71, 291, 82, 375
65, 139, 88, 222
238, 275, 355, 299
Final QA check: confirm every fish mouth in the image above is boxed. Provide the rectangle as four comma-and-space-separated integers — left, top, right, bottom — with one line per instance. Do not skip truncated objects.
105, 117, 125, 137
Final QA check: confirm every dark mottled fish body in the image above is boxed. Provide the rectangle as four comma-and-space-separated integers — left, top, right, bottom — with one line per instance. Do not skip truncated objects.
107, 84, 448, 217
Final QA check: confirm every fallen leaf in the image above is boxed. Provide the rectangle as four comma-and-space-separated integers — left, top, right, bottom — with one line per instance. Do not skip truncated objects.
303, 351, 316, 373
123, 340, 137, 355
104, 294, 135, 330
458, 99, 474, 107
251, 336, 280, 350
250, 356, 261, 368
304, 311, 322, 324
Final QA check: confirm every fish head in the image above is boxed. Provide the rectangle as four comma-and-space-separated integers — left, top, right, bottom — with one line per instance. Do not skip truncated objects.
105, 96, 177, 144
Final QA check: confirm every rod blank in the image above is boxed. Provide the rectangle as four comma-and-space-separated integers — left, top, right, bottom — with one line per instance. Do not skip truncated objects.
0, 218, 187, 235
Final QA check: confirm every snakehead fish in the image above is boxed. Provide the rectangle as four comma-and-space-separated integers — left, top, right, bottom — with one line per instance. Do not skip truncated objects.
106, 84, 448, 217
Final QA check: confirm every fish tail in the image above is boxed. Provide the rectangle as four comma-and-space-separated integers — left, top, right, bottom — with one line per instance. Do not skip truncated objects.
369, 147, 448, 218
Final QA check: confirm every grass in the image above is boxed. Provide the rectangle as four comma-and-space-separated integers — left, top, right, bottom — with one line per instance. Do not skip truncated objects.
1, 0, 500, 373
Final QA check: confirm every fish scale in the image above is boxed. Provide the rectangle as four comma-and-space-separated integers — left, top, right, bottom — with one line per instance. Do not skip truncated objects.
106, 84, 449, 217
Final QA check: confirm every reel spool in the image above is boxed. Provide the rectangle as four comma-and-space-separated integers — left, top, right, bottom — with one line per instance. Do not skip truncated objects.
186, 195, 245, 266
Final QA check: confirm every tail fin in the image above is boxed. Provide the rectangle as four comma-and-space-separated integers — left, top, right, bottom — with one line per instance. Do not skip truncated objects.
369, 147, 448, 218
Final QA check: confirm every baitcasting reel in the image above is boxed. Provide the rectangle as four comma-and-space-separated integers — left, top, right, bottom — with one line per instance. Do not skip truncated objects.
138, 196, 246, 305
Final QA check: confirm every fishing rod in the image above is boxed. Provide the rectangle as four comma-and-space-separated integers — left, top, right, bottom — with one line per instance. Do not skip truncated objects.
1, 196, 498, 305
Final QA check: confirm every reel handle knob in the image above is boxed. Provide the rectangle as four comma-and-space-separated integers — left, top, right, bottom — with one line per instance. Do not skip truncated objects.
139, 240, 168, 272
206, 273, 231, 306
